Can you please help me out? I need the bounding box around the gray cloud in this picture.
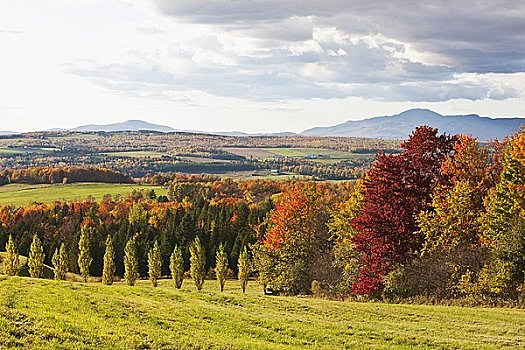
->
[155,0,525,73]
[154,0,350,23]
[66,1,525,102]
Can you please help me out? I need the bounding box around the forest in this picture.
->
[1,126,525,305]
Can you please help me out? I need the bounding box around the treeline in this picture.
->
[2,127,525,306]
[0,184,277,279]
[264,159,369,180]
[3,230,252,294]
[254,126,525,305]
[0,166,133,186]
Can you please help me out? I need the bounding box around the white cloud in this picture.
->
[0,0,523,132]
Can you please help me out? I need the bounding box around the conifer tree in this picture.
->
[238,246,251,294]
[28,234,45,278]
[169,245,184,289]
[148,240,162,287]
[102,235,116,285]
[190,236,205,290]
[215,243,228,292]
[52,243,68,280]
[78,226,92,282]
[3,235,19,276]
[124,236,139,286]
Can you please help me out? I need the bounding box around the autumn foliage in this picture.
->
[351,127,455,295]
[1,128,525,303]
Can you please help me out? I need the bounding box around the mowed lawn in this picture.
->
[0,277,523,349]
[0,183,167,207]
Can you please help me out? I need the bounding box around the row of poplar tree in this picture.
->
[2,231,252,293]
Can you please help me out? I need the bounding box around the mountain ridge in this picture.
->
[300,109,524,140]
[37,109,525,140]
[72,119,177,133]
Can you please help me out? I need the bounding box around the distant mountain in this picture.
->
[72,120,177,132]
[66,120,296,136]
[301,109,525,140]
[0,130,18,135]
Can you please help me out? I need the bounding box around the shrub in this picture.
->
[238,247,251,294]
[190,237,205,290]
[215,243,228,292]
[3,235,19,276]
[52,243,68,280]
[148,240,162,287]
[78,227,93,283]
[170,245,184,289]
[124,236,139,286]
[102,236,116,285]
[28,234,45,278]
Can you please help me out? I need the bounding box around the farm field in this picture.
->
[0,183,167,206]
[0,147,57,155]
[0,277,523,349]
[100,151,169,158]
[224,147,375,161]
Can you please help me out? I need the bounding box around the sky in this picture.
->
[0,0,524,133]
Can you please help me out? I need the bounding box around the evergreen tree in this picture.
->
[78,226,92,282]
[102,235,116,285]
[238,246,251,294]
[190,236,205,290]
[148,240,162,287]
[215,243,228,292]
[3,234,19,276]
[169,245,184,289]
[124,236,139,286]
[28,234,45,278]
[52,243,68,280]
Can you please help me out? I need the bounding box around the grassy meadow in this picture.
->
[0,147,57,155]
[0,183,167,207]
[223,147,375,162]
[0,276,523,349]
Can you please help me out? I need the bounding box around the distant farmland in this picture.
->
[224,147,375,161]
[0,183,167,206]
[99,151,169,158]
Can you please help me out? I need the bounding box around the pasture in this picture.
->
[0,183,167,207]
[224,147,375,162]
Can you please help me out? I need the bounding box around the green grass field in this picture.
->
[0,183,167,207]
[0,147,57,155]
[224,147,375,162]
[0,277,523,349]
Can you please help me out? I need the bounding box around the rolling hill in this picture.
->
[301,109,525,140]
[1,277,524,349]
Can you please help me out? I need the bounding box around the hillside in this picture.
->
[301,109,525,140]
[0,253,54,278]
[1,277,524,349]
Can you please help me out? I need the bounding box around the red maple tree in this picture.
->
[351,126,455,295]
